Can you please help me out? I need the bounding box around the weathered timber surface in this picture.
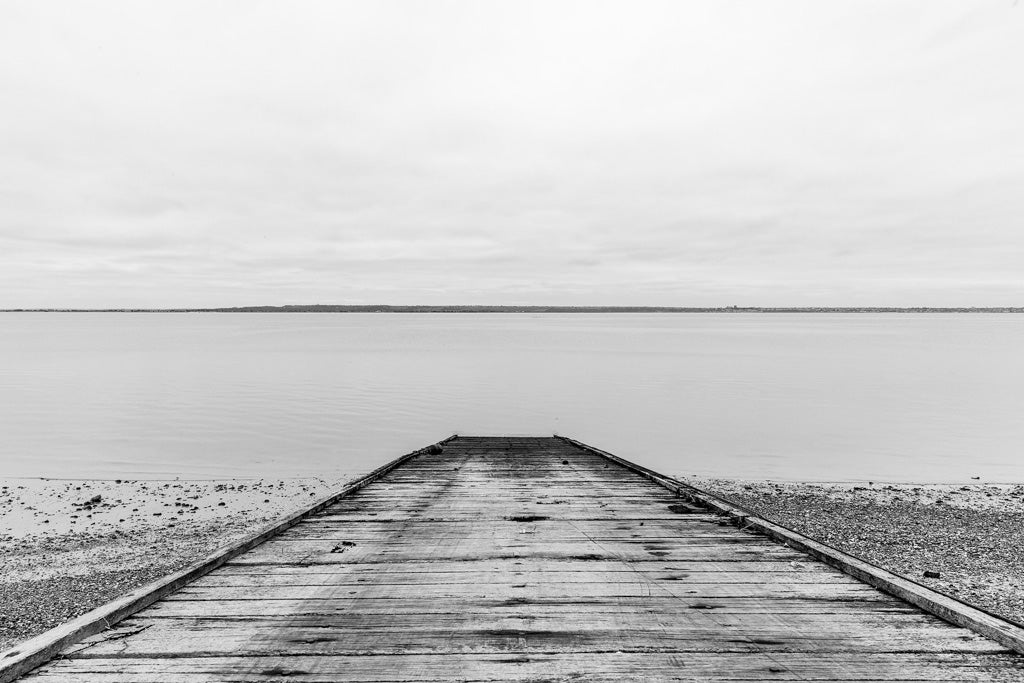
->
[12,436,1024,681]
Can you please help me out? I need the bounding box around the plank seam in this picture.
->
[0,434,459,683]
[556,435,1024,656]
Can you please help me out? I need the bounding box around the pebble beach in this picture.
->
[0,477,341,651]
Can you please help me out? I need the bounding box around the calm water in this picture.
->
[0,313,1021,482]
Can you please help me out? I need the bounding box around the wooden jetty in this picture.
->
[4,435,1024,681]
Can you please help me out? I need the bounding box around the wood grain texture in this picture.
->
[11,436,1024,681]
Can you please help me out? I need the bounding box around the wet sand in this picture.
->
[686,478,1024,627]
[0,477,342,650]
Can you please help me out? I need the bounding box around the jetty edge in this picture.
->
[0,435,458,683]
[557,435,1024,655]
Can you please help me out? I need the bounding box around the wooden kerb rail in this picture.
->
[557,435,1024,656]
[0,435,458,683]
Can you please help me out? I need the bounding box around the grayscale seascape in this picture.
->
[2,1,1023,679]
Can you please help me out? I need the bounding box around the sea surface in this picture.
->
[1,313,1021,482]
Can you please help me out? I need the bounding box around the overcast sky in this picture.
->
[1,1,1022,307]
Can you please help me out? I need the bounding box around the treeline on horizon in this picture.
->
[6,305,1024,313]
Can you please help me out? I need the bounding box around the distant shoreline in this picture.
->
[2,306,1023,313]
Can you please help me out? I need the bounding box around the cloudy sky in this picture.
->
[1,1,1022,308]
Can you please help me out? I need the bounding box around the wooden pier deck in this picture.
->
[9,436,1024,681]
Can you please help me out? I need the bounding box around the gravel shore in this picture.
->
[0,477,341,651]
[685,478,1024,627]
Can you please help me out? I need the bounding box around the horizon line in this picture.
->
[3,305,1024,313]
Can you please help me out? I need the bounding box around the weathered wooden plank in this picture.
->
[306,512,724,522]
[230,542,807,564]
[280,523,733,539]
[141,597,920,619]
[270,530,768,543]
[69,622,1007,657]
[21,674,1015,683]
[211,559,840,575]
[168,581,883,601]
[255,534,773,549]
[191,570,855,587]
[106,609,969,631]
[22,653,1024,681]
